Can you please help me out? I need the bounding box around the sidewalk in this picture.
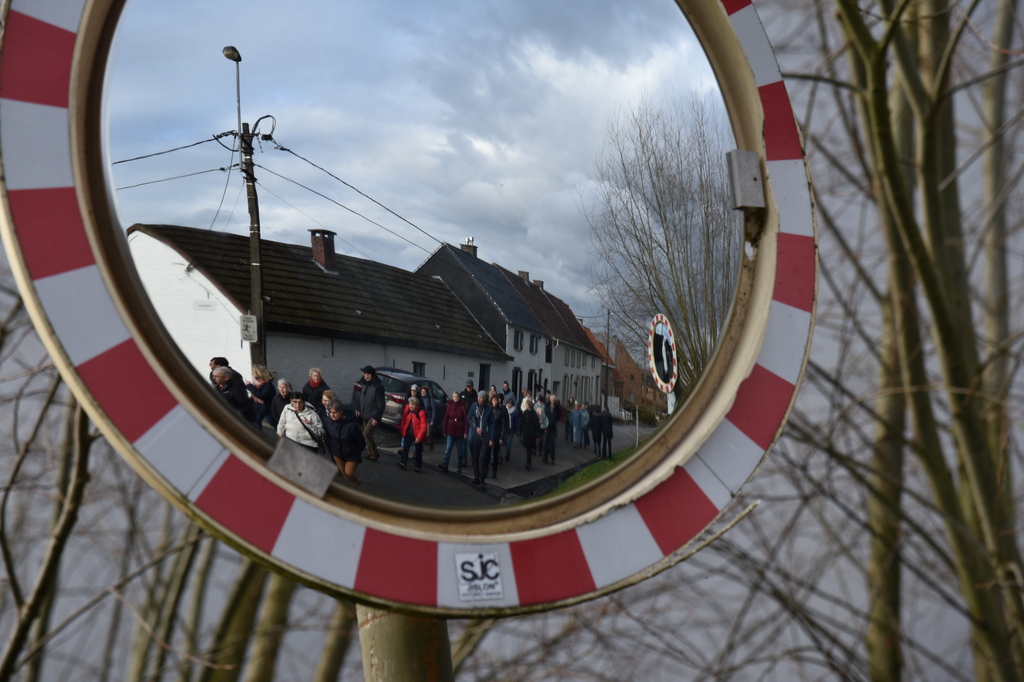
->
[340,419,659,508]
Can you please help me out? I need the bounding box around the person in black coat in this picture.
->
[246,364,276,430]
[323,400,365,486]
[353,366,386,460]
[590,404,604,458]
[467,393,489,485]
[270,379,292,428]
[600,407,614,459]
[213,367,256,424]
[459,380,478,407]
[484,394,509,480]
[209,357,244,386]
[302,368,330,405]
[519,399,541,470]
[544,394,561,464]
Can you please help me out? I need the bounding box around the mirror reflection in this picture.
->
[106,0,741,507]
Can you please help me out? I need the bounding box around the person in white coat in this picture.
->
[276,393,324,452]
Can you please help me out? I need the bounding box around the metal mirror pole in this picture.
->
[357,606,454,681]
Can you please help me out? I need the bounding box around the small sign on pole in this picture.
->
[239,314,258,343]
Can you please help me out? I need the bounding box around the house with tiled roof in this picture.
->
[416,240,551,395]
[127,225,508,394]
[496,265,603,406]
[583,326,618,412]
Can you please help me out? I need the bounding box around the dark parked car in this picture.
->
[352,368,448,434]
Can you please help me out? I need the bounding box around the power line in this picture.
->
[255,180,373,259]
[208,140,240,229]
[211,181,246,232]
[115,167,228,191]
[112,133,233,165]
[270,138,441,245]
[254,163,430,254]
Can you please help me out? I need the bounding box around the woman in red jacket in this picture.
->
[440,391,468,473]
[397,396,429,472]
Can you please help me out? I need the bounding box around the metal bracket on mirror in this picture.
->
[267,438,338,498]
[726,149,766,209]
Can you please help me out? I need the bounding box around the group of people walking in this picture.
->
[211,358,615,491]
[210,358,368,487]
[439,380,615,487]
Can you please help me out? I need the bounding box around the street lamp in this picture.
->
[222,46,242,143]
[222,45,267,368]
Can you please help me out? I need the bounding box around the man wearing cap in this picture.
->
[353,365,386,461]
[459,380,478,407]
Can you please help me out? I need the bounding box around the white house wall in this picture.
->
[265,332,493,399]
[127,231,252,379]
[128,231,522,397]
[554,343,602,405]
[504,324,550,396]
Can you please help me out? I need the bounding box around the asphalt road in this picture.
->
[336,419,658,508]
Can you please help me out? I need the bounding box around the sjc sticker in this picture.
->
[456,552,503,602]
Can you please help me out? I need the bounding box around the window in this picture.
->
[412,361,426,376]
[426,381,446,401]
[379,375,403,393]
[529,334,539,354]
[513,330,524,351]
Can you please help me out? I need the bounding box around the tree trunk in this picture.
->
[198,559,268,682]
[242,571,297,682]
[177,537,218,682]
[0,401,92,680]
[312,599,357,682]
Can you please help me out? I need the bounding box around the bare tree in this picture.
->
[587,93,742,399]
[453,0,1024,679]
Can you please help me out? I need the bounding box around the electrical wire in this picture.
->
[255,180,374,260]
[208,139,240,229]
[112,133,233,165]
[269,138,441,245]
[254,163,430,254]
[115,167,228,191]
[213,181,246,232]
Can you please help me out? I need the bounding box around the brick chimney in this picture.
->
[310,229,337,271]
[534,280,544,290]
[460,236,478,259]
[518,270,530,282]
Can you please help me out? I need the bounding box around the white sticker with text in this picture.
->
[456,552,503,602]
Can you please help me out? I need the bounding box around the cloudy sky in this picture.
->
[105,0,723,316]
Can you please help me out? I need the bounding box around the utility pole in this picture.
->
[240,120,266,367]
[223,46,266,368]
[604,308,611,409]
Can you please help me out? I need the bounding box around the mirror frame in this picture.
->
[0,0,816,615]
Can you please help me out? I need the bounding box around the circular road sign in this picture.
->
[649,314,678,394]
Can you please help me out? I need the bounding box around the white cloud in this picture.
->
[107,0,730,316]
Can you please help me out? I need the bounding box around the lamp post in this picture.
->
[222,46,266,367]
